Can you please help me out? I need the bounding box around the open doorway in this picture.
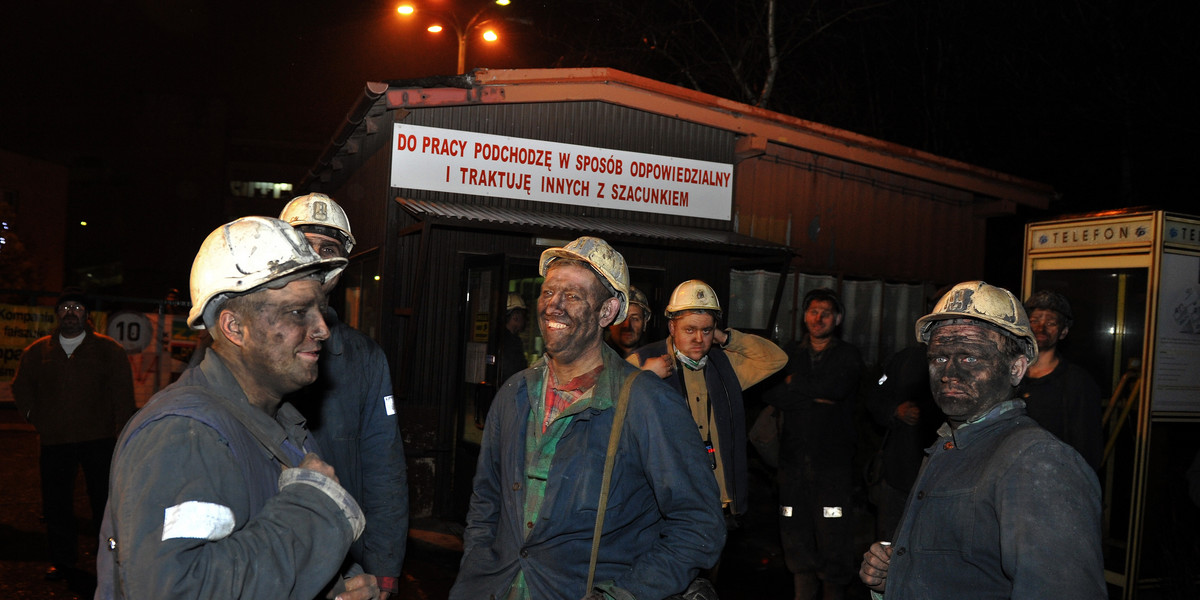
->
[451,254,540,519]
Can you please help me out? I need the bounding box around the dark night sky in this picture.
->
[5,1,468,154]
[2,1,1196,298]
[4,1,552,155]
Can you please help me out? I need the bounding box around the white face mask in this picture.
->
[675,349,708,371]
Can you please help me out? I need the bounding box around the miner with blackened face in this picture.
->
[859,281,1105,599]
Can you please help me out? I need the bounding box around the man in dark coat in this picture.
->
[12,288,135,583]
[766,288,864,600]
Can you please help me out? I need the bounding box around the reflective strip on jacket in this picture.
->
[96,351,363,599]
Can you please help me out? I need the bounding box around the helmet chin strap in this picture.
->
[675,349,708,371]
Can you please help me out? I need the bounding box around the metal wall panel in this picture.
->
[735,142,985,284]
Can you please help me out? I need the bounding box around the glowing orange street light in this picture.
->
[397,1,508,75]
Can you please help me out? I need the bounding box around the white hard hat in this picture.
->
[627,286,652,324]
[539,236,630,324]
[280,193,356,254]
[187,217,348,329]
[665,280,721,319]
[916,280,1038,363]
[507,292,527,312]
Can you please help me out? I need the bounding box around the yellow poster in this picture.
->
[474,312,490,342]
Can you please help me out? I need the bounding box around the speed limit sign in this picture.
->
[107,311,153,353]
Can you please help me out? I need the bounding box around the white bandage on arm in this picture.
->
[162,501,236,541]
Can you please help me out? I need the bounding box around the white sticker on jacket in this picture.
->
[384,395,396,416]
[780,505,793,517]
[823,506,843,518]
[162,501,235,541]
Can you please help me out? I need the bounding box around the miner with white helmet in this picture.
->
[279,192,409,599]
[860,281,1104,599]
[452,236,725,600]
[605,285,652,358]
[280,191,357,255]
[630,279,786,533]
[484,291,531,427]
[498,292,530,383]
[97,216,382,599]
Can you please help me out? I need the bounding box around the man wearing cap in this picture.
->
[765,287,864,600]
[278,193,409,598]
[1017,290,1103,471]
[859,281,1105,599]
[605,286,652,358]
[499,291,531,384]
[451,237,725,600]
[96,217,379,600]
[629,280,787,526]
[12,288,135,583]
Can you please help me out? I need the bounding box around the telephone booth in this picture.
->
[1023,210,1200,599]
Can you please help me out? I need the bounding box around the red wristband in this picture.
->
[377,576,399,594]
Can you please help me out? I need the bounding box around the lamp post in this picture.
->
[398,0,510,75]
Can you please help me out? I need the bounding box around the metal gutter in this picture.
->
[300,81,390,188]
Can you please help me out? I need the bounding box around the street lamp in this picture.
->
[397,1,510,75]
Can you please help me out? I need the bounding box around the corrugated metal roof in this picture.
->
[397,198,794,256]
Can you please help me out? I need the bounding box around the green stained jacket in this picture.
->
[452,344,726,600]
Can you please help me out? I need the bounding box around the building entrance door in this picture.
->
[451,254,539,520]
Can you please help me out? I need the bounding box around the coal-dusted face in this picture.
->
[926,321,1027,426]
[233,278,330,398]
[1028,308,1068,352]
[301,232,344,296]
[537,262,614,366]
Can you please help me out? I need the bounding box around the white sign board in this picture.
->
[1028,215,1155,251]
[1151,252,1200,412]
[107,311,153,353]
[1164,217,1200,251]
[390,123,734,221]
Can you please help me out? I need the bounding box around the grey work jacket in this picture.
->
[885,402,1105,599]
[96,352,364,600]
